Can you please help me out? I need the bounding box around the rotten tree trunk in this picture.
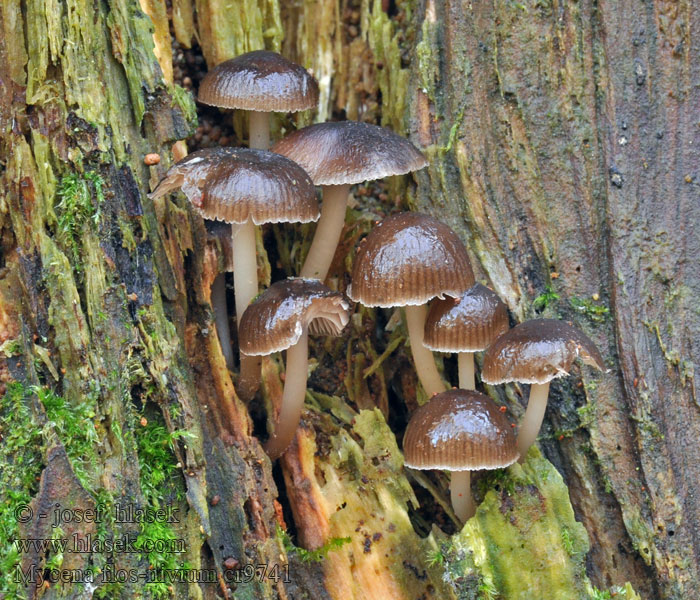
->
[0,1,697,600]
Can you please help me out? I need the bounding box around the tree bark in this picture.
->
[0,1,696,600]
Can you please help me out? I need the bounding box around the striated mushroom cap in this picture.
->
[424,283,510,352]
[271,121,427,186]
[482,319,606,385]
[149,147,319,225]
[403,389,518,471]
[239,278,350,356]
[347,212,474,308]
[198,50,319,112]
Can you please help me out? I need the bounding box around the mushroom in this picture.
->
[150,147,318,395]
[424,283,509,390]
[482,319,606,460]
[238,278,350,459]
[198,50,319,150]
[403,389,518,522]
[348,212,474,399]
[271,121,427,280]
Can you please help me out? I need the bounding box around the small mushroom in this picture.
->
[150,147,318,396]
[272,121,427,281]
[424,283,509,390]
[403,389,518,522]
[239,278,350,459]
[482,319,606,460]
[348,212,474,398]
[198,50,319,150]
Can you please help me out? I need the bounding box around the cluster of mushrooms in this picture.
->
[151,50,606,523]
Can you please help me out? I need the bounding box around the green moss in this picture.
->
[37,384,100,490]
[133,409,192,598]
[560,526,576,556]
[570,296,610,324]
[576,402,597,428]
[0,383,45,599]
[0,339,22,357]
[533,284,560,312]
[588,582,641,600]
[276,525,351,563]
[55,171,104,274]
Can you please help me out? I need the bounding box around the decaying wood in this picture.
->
[0,1,696,599]
[401,2,699,598]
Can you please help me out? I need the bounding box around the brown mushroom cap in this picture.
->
[347,212,474,307]
[481,319,606,385]
[424,283,510,352]
[198,50,319,112]
[239,278,350,355]
[403,389,518,471]
[149,147,319,225]
[271,121,427,186]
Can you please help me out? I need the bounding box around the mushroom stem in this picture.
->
[404,304,447,399]
[232,220,261,399]
[300,184,351,280]
[458,352,476,390]
[516,381,551,461]
[249,111,270,150]
[211,273,234,370]
[265,331,309,459]
[450,471,474,522]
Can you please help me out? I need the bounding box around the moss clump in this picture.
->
[570,296,610,324]
[132,408,192,599]
[0,339,22,358]
[0,383,45,599]
[54,171,104,273]
[38,384,100,489]
[533,284,560,312]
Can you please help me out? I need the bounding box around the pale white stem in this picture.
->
[450,470,474,522]
[458,352,475,390]
[232,220,258,327]
[517,381,551,461]
[265,331,309,459]
[232,220,260,399]
[404,304,447,400]
[211,273,234,370]
[249,111,270,150]
[300,184,351,280]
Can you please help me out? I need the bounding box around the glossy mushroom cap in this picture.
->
[271,121,427,186]
[198,50,319,112]
[239,279,350,355]
[149,147,319,225]
[403,389,518,471]
[482,319,606,385]
[424,283,510,352]
[347,212,474,307]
